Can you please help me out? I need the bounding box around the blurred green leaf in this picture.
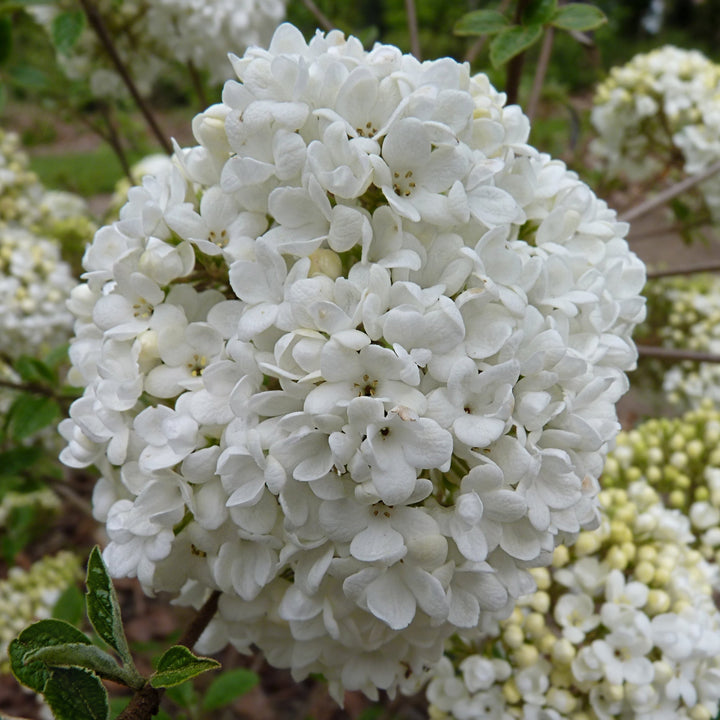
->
[7,394,60,440]
[150,646,220,689]
[550,3,607,31]
[523,0,557,25]
[51,10,84,55]
[85,547,135,669]
[9,619,92,693]
[53,584,85,626]
[0,447,42,479]
[7,64,48,89]
[454,9,508,36]
[43,666,109,720]
[15,356,57,385]
[489,23,542,67]
[202,668,259,710]
[2,505,37,563]
[165,679,197,708]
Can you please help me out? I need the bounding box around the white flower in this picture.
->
[62,23,645,700]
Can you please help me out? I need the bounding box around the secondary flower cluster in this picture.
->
[61,24,645,699]
[0,129,45,227]
[0,551,81,672]
[30,0,287,99]
[427,481,720,720]
[604,401,720,569]
[639,274,720,409]
[592,46,720,214]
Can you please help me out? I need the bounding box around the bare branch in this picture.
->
[646,261,720,280]
[619,158,720,223]
[504,0,531,105]
[404,0,421,60]
[526,27,554,122]
[637,346,720,364]
[77,0,172,155]
[302,0,334,32]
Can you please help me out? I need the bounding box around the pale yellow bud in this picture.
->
[634,560,655,584]
[552,638,576,664]
[503,678,521,704]
[308,248,343,279]
[503,624,525,649]
[607,546,628,570]
[514,644,539,668]
[689,704,712,720]
[645,589,670,614]
[524,612,545,638]
[553,545,570,567]
[607,684,624,702]
[530,591,550,614]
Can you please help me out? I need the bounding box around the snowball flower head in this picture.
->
[61,24,645,701]
[0,225,77,357]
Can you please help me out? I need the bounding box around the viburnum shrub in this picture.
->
[59,24,646,700]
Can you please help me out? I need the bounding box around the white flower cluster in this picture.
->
[0,225,77,358]
[0,551,82,672]
[60,24,645,699]
[604,401,720,569]
[427,481,720,720]
[640,274,720,408]
[591,46,720,185]
[0,129,45,228]
[30,0,287,99]
[109,153,178,220]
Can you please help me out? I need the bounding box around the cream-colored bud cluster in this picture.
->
[604,401,720,565]
[591,46,720,183]
[0,488,61,528]
[0,552,82,672]
[638,274,720,409]
[428,479,720,719]
[0,129,45,229]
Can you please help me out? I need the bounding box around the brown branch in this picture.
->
[646,261,720,280]
[302,0,334,32]
[116,590,222,720]
[98,103,134,182]
[0,377,77,411]
[637,346,720,363]
[526,26,554,122]
[77,0,172,155]
[504,0,531,105]
[404,0,421,60]
[619,158,720,223]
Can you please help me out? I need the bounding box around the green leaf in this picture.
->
[85,547,135,668]
[150,646,220,689]
[25,643,140,689]
[202,668,259,710]
[489,23,543,67]
[43,666,109,720]
[550,3,607,31]
[15,356,57,385]
[0,16,11,65]
[9,619,92,693]
[0,447,42,479]
[454,9,509,36]
[165,680,197,709]
[52,584,84,626]
[2,505,37,564]
[523,0,557,25]
[7,394,60,441]
[51,10,85,55]
[7,64,49,89]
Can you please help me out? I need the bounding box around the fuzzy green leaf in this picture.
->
[550,3,607,31]
[26,643,140,689]
[85,546,134,666]
[51,10,85,55]
[202,668,259,710]
[9,619,92,693]
[0,16,12,65]
[489,23,543,67]
[43,666,109,720]
[7,394,60,441]
[454,9,509,36]
[150,646,220,689]
[523,0,557,25]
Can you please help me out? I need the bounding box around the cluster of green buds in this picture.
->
[0,551,82,672]
[427,480,720,719]
[604,400,720,565]
[637,274,720,409]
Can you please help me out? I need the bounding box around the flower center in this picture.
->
[393,169,416,197]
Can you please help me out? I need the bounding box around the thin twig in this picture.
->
[54,483,94,517]
[619,158,720,222]
[504,0,531,105]
[0,377,77,410]
[646,261,720,280]
[526,26,554,122]
[116,590,222,720]
[302,0,334,32]
[98,103,134,182]
[404,0,421,60]
[637,346,720,363]
[186,60,208,111]
[77,0,172,155]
